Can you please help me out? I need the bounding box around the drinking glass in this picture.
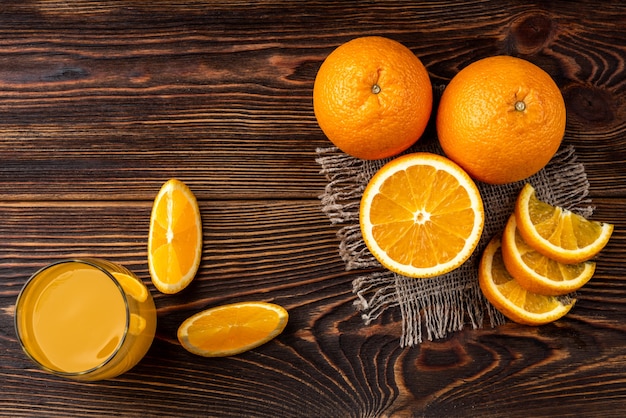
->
[15,258,157,381]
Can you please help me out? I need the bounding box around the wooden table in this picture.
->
[2,2,625,416]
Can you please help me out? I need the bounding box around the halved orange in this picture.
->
[359,152,484,278]
[148,179,202,294]
[501,215,596,296]
[177,302,289,357]
[515,183,613,264]
[479,236,575,326]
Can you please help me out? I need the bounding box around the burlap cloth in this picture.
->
[316,137,592,347]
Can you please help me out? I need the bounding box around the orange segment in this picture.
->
[360,152,484,278]
[479,236,575,326]
[501,215,595,295]
[148,179,202,294]
[177,302,289,357]
[515,183,613,264]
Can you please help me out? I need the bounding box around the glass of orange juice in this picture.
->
[15,258,157,381]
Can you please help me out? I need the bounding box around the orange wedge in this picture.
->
[177,302,289,357]
[515,183,613,264]
[359,152,484,278]
[148,179,202,294]
[501,215,595,296]
[479,236,575,326]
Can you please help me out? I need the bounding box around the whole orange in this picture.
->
[436,56,566,184]
[313,36,432,160]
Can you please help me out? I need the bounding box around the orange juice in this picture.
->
[15,259,157,381]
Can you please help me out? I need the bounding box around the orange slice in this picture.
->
[479,236,575,326]
[177,302,289,357]
[359,152,484,278]
[515,183,613,264]
[501,215,596,296]
[148,179,202,294]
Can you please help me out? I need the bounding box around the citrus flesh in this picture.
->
[177,302,289,357]
[515,183,613,264]
[148,179,202,294]
[501,215,596,296]
[360,152,484,278]
[313,36,432,160]
[479,236,575,326]
[437,55,566,184]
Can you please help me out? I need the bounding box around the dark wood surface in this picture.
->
[2,1,626,416]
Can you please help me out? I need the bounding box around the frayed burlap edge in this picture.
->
[316,141,592,347]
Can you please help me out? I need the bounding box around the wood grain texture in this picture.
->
[1,1,626,200]
[2,1,626,417]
